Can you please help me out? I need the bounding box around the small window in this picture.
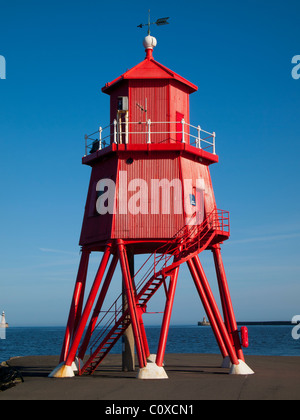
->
[117,96,128,111]
[189,194,196,206]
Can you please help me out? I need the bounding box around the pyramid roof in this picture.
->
[102,56,198,94]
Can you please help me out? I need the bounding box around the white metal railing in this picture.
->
[84,119,216,156]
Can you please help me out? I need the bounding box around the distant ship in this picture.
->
[0,311,9,328]
[198,316,210,326]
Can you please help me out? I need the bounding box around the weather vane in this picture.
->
[137,10,170,35]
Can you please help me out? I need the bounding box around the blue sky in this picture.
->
[0,0,300,327]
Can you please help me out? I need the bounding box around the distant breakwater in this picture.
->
[236,321,292,326]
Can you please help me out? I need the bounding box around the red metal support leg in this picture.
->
[118,241,147,369]
[212,244,244,362]
[156,265,180,367]
[137,306,150,360]
[213,257,232,342]
[73,253,90,337]
[64,244,112,367]
[78,253,119,360]
[191,255,240,366]
[187,258,228,359]
[59,248,90,363]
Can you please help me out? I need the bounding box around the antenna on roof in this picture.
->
[137,10,170,35]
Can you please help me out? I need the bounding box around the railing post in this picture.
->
[181,119,185,143]
[213,131,216,154]
[99,126,102,150]
[125,112,129,144]
[147,119,151,144]
[113,119,117,144]
[197,125,201,149]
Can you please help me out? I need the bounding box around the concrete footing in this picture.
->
[137,363,168,379]
[230,359,255,375]
[48,363,75,378]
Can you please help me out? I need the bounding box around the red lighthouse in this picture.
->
[50,30,254,378]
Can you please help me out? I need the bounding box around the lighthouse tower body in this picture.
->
[50,36,253,379]
[80,46,219,251]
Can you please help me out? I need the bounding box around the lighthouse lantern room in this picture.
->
[50,26,254,379]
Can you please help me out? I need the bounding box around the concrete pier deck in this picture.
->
[0,353,299,400]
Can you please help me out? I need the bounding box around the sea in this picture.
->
[0,324,299,363]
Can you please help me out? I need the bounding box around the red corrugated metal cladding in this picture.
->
[79,153,217,246]
[113,153,184,239]
[79,156,118,246]
[180,156,217,218]
[129,80,168,144]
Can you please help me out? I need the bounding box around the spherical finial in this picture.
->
[143,35,157,50]
[143,35,157,59]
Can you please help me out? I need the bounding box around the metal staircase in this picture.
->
[78,208,229,375]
